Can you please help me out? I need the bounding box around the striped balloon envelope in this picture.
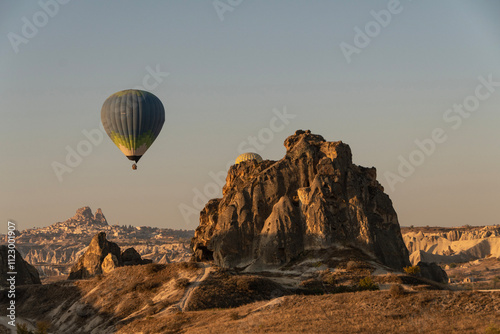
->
[101,89,165,168]
[235,152,263,164]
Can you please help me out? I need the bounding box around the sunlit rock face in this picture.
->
[68,232,122,279]
[191,130,410,271]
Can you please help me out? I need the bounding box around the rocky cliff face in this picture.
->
[0,246,41,286]
[68,232,151,279]
[403,226,500,265]
[191,130,410,271]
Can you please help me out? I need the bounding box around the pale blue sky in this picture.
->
[1,1,499,230]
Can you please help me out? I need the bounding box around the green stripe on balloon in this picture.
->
[110,131,156,150]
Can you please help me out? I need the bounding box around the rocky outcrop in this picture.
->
[191,130,410,271]
[403,226,500,265]
[121,248,152,266]
[417,261,448,284]
[68,233,151,279]
[68,232,122,279]
[0,246,41,286]
[101,253,120,275]
[70,206,108,227]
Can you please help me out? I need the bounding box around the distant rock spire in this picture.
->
[65,207,108,227]
[75,206,93,220]
[95,208,108,226]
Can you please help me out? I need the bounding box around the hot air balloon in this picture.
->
[235,152,263,164]
[101,89,165,170]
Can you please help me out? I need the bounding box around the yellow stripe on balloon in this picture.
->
[235,153,263,164]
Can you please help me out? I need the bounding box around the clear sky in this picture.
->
[1,0,499,231]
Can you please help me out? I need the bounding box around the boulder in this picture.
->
[191,130,411,271]
[101,253,119,275]
[0,245,41,286]
[121,247,152,266]
[417,261,448,284]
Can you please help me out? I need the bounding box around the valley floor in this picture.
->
[119,290,500,334]
[2,262,499,333]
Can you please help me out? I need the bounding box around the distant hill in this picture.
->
[0,207,194,280]
[401,225,500,265]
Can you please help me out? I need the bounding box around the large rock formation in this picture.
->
[0,246,41,286]
[191,130,411,271]
[68,232,122,279]
[68,232,150,279]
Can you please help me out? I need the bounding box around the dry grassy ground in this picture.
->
[0,262,202,333]
[118,290,500,334]
[2,262,499,333]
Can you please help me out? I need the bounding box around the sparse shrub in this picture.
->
[229,311,240,320]
[34,321,50,334]
[410,225,414,229]
[449,263,457,269]
[16,323,32,334]
[403,266,421,276]
[389,284,405,298]
[484,323,500,334]
[358,276,379,291]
